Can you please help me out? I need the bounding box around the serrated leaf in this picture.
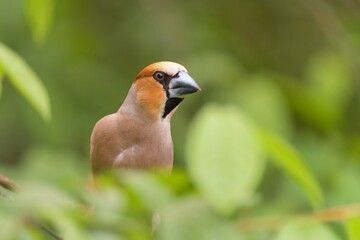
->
[24,0,54,44]
[186,104,266,215]
[259,130,323,207]
[0,42,51,121]
[276,221,340,240]
[346,218,360,240]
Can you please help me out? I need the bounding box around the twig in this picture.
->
[0,175,19,191]
[237,203,360,232]
[24,217,64,240]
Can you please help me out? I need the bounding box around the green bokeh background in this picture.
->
[1,0,360,239]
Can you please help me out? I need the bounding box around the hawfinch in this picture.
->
[90,61,201,175]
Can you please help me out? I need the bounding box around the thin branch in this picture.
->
[0,175,19,191]
[24,217,64,240]
[237,203,360,232]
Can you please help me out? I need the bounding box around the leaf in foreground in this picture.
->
[276,221,340,240]
[0,42,51,121]
[159,197,240,240]
[186,104,265,215]
[346,217,360,240]
[259,130,323,207]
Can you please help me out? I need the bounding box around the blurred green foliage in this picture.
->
[1,0,360,239]
[346,218,360,240]
[24,0,54,44]
[0,42,50,121]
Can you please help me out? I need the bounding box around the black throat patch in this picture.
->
[162,98,184,119]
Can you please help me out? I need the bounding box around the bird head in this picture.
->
[133,61,201,119]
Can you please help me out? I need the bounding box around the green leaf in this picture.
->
[186,104,266,215]
[120,172,174,209]
[346,218,360,240]
[24,0,54,44]
[16,183,87,240]
[44,208,87,240]
[276,221,340,240]
[0,42,51,121]
[159,197,240,240]
[259,130,323,207]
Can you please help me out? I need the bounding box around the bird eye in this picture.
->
[153,71,165,81]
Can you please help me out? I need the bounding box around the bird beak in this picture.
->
[168,71,201,98]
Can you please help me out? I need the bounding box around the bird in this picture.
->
[90,61,201,176]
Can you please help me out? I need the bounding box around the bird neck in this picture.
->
[119,84,167,122]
